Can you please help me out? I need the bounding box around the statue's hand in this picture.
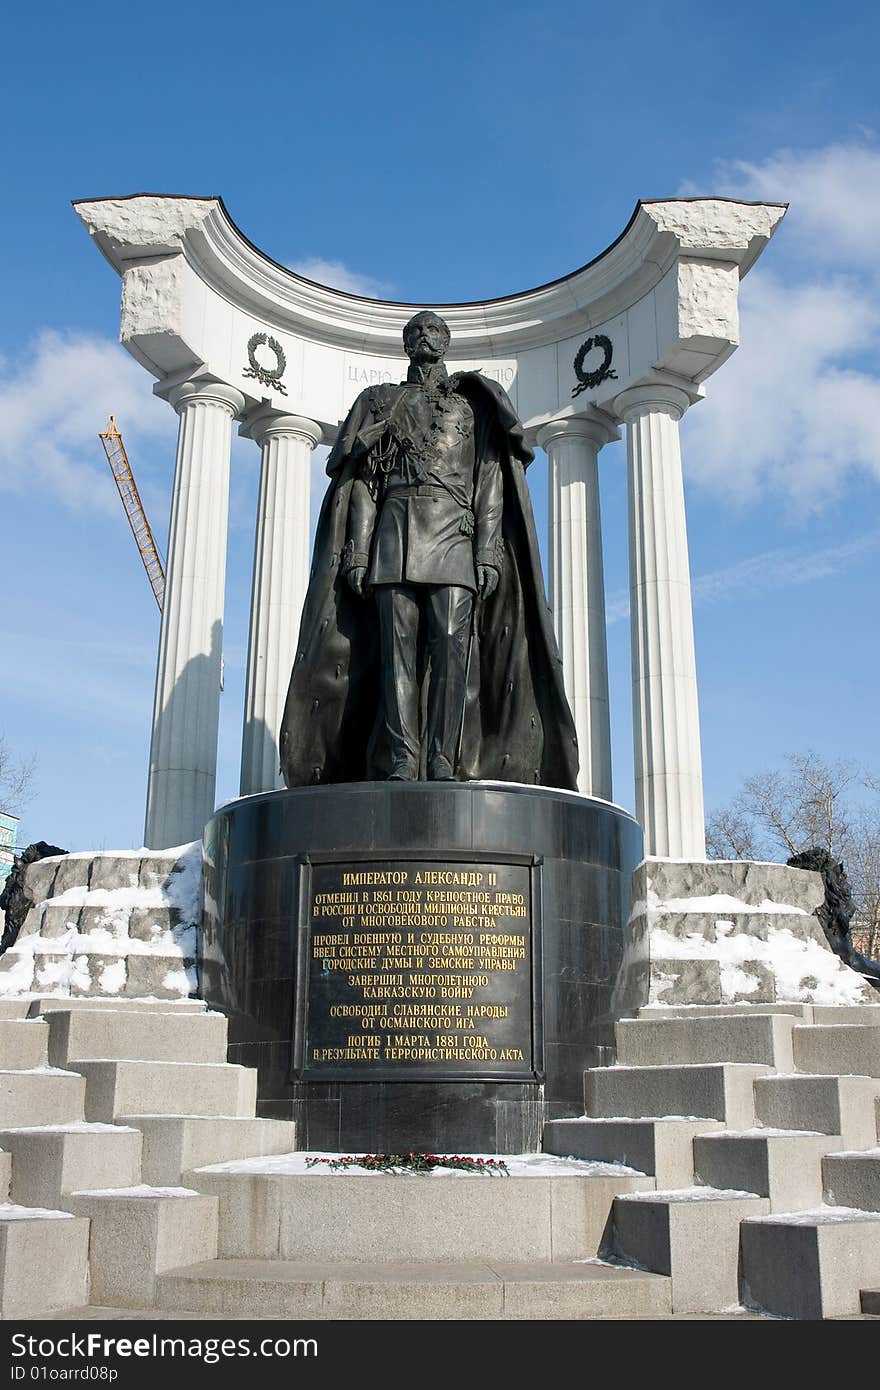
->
[346,566,368,597]
[477,565,499,600]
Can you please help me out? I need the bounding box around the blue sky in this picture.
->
[2,0,879,850]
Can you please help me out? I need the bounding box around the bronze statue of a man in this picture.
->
[280,311,578,791]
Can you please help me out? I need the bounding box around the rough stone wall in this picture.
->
[0,845,200,1000]
[620,858,874,1010]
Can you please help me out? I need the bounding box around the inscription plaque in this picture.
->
[299,858,539,1081]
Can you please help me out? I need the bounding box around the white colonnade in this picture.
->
[239,412,322,797]
[617,384,706,860]
[75,193,785,857]
[540,412,617,802]
[145,381,244,849]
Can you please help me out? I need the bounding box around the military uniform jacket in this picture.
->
[279,369,579,792]
[343,365,504,592]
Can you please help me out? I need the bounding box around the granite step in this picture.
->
[754,1073,880,1149]
[542,1117,722,1188]
[602,1188,769,1314]
[0,1205,90,1318]
[793,1025,880,1078]
[118,1115,296,1186]
[0,1069,85,1127]
[0,1019,49,1070]
[65,1188,219,1309]
[616,1014,795,1070]
[584,1063,770,1127]
[740,1207,880,1319]
[187,1166,655,1262]
[822,1151,880,1211]
[155,1257,673,1320]
[46,1007,228,1067]
[693,1130,839,1211]
[0,1123,143,1207]
[70,1060,257,1122]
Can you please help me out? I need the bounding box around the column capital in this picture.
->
[613,381,698,425]
[167,379,246,418]
[536,408,620,453]
[240,409,323,449]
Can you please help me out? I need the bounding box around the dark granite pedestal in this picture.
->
[201,781,643,1153]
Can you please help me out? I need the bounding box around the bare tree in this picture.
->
[0,736,36,817]
[707,751,880,955]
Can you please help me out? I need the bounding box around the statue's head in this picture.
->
[403,311,451,365]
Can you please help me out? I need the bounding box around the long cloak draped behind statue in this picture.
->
[279,374,579,791]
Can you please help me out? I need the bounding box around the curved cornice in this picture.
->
[73,193,787,358]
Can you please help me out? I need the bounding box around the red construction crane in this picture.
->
[99,416,166,612]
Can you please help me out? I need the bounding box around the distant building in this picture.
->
[0,812,18,890]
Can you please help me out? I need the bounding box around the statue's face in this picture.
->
[403,312,450,365]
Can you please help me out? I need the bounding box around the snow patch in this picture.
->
[650,925,869,1006]
[194,1151,645,1178]
[0,1203,75,1221]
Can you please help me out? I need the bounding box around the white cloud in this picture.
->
[287,257,394,299]
[680,142,880,508]
[0,331,174,515]
[683,271,880,506]
[713,143,880,269]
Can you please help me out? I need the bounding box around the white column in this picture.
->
[539,412,617,800]
[145,380,244,849]
[240,411,322,795]
[617,384,706,859]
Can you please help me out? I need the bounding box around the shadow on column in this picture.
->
[240,714,282,796]
[148,619,224,847]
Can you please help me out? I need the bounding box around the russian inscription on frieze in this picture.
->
[303,859,535,1079]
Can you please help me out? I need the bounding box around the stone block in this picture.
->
[75,1059,257,1122]
[0,1003,29,1020]
[725,960,777,1003]
[616,1014,795,1070]
[650,959,722,1005]
[0,1070,85,1127]
[138,857,182,891]
[754,1074,880,1150]
[740,1210,880,1319]
[0,1151,10,1199]
[646,859,824,913]
[128,907,179,941]
[584,1063,769,1127]
[793,1025,880,1079]
[642,1002,813,1020]
[50,858,93,896]
[23,859,62,904]
[124,953,196,999]
[66,1189,218,1307]
[77,905,129,939]
[30,950,127,999]
[18,905,45,939]
[122,1115,295,1185]
[604,1189,769,1313]
[811,1006,880,1027]
[188,1170,653,1263]
[89,857,142,892]
[40,905,82,937]
[47,1007,228,1067]
[0,1019,48,1070]
[822,1152,880,1211]
[0,1210,90,1318]
[0,950,34,994]
[543,1116,723,1187]
[1,1124,143,1206]
[155,1256,673,1320]
[30,997,206,1016]
[694,1131,838,1211]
